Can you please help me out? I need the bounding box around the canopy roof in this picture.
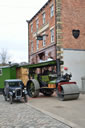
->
[19,60,63,69]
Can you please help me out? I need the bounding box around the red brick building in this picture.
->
[27,0,85,89]
[27,0,56,64]
[27,0,85,64]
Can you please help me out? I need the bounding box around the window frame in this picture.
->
[36,19,39,30]
[36,40,39,50]
[42,36,46,47]
[31,24,33,33]
[50,4,54,17]
[42,12,45,24]
[50,28,54,43]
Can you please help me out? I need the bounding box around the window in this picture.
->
[36,19,39,30]
[50,28,54,43]
[42,13,45,24]
[50,5,54,17]
[43,36,46,46]
[0,69,2,76]
[31,41,33,53]
[36,40,39,50]
[31,24,33,33]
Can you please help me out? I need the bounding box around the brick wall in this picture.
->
[62,0,85,49]
[29,0,56,63]
[28,0,85,64]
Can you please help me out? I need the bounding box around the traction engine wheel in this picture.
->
[27,79,40,98]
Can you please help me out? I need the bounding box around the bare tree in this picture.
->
[0,49,10,65]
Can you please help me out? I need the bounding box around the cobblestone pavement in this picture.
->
[0,95,71,128]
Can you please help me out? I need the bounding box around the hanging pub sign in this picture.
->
[37,35,43,40]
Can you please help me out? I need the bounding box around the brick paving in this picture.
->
[0,95,71,128]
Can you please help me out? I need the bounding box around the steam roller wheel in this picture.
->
[27,79,40,98]
[57,83,80,101]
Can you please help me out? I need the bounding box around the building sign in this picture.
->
[37,35,43,40]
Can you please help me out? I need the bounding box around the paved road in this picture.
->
[0,95,71,128]
[28,93,85,128]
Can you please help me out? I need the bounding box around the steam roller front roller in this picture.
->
[57,82,80,101]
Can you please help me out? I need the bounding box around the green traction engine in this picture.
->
[26,59,80,101]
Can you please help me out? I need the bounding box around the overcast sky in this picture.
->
[0,0,48,63]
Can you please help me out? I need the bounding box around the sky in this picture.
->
[0,0,48,63]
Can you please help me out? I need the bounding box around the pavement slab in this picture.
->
[0,95,71,128]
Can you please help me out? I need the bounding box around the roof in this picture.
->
[0,63,19,69]
[5,79,22,82]
[0,66,10,69]
[29,60,57,68]
[20,60,57,69]
[18,59,64,69]
[27,0,51,23]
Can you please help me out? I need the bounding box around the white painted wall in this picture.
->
[63,50,85,90]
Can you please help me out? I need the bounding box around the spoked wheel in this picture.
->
[9,95,13,104]
[24,94,28,102]
[27,79,40,98]
[28,82,35,97]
